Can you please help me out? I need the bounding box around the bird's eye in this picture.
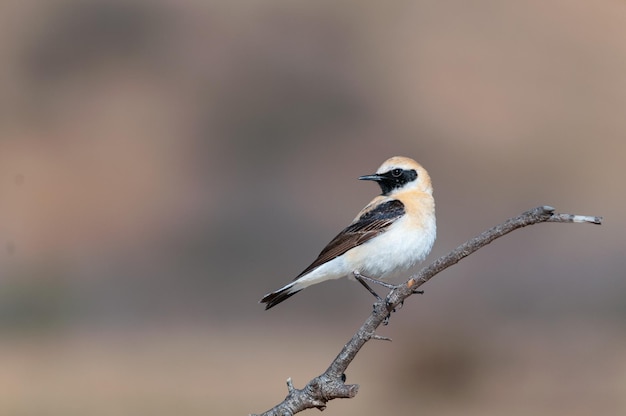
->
[391,168,403,177]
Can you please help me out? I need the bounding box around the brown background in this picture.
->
[0,0,624,414]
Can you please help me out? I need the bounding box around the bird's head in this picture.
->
[359,156,432,196]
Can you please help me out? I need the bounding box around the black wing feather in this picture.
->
[296,199,405,278]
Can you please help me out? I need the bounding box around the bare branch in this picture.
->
[252,206,602,416]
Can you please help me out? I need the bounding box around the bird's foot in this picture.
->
[392,300,404,311]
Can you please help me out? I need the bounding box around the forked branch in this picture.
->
[252,206,602,416]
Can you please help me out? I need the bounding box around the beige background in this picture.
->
[0,0,624,414]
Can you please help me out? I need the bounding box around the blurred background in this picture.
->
[0,0,624,414]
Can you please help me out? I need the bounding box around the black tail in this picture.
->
[260,285,302,310]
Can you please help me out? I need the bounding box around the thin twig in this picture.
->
[252,206,602,416]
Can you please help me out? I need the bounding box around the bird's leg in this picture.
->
[353,272,382,301]
[353,272,396,289]
[354,272,396,325]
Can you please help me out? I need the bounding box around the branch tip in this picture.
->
[286,377,295,392]
[547,213,603,225]
[572,214,602,224]
[371,334,392,342]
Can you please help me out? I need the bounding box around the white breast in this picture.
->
[345,212,436,280]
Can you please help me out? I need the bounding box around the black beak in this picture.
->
[358,174,383,181]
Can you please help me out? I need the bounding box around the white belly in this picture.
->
[290,212,436,291]
[345,214,436,280]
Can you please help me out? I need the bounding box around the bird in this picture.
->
[260,156,436,310]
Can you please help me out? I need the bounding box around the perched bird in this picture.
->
[260,156,436,310]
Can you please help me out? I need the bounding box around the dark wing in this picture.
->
[296,199,405,278]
